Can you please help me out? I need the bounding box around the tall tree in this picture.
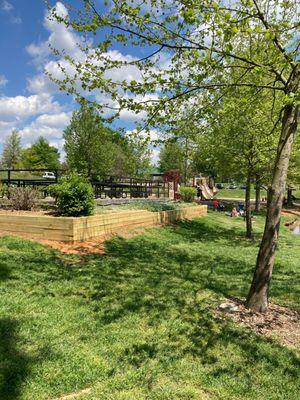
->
[64,105,117,178]
[49,1,300,312]
[125,134,152,177]
[159,142,185,176]
[21,137,60,170]
[64,106,151,178]
[1,130,22,169]
[203,86,279,237]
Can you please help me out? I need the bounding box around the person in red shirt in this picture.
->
[213,198,219,211]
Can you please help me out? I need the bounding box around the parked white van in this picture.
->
[42,172,56,180]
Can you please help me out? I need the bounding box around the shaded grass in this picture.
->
[0,212,299,399]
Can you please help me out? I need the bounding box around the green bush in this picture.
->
[179,186,197,202]
[0,183,9,198]
[50,174,95,217]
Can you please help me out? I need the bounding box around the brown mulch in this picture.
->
[41,227,148,254]
[216,298,300,349]
[0,227,149,254]
[52,388,92,400]
[282,206,300,218]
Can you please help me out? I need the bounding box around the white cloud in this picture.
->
[1,1,13,12]
[0,120,17,142]
[0,74,8,88]
[0,94,61,122]
[126,128,159,144]
[26,1,82,65]
[26,2,144,99]
[19,111,71,150]
[34,112,71,128]
[151,147,160,165]
[27,73,58,95]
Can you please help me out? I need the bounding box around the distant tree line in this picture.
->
[64,105,152,179]
[0,131,60,170]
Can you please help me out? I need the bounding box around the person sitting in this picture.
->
[213,198,219,211]
[217,201,225,212]
[237,201,244,212]
[231,207,238,217]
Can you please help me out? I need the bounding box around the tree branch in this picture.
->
[252,0,296,68]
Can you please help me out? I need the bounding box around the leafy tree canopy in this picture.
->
[64,105,151,178]
[21,137,61,170]
[1,130,22,169]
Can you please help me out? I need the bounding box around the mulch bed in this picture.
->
[0,227,148,254]
[216,298,300,349]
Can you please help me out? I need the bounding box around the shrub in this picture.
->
[144,201,176,212]
[0,183,9,198]
[50,173,95,217]
[9,187,40,211]
[179,186,197,202]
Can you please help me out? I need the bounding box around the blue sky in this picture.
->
[0,0,159,161]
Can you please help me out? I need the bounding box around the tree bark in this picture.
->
[255,174,261,212]
[245,171,253,238]
[287,187,293,207]
[245,100,299,312]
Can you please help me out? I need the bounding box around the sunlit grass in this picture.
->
[0,212,299,399]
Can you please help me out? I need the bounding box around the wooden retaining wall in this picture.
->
[0,205,207,243]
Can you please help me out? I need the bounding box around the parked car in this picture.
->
[227,184,237,189]
[42,172,56,180]
[216,183,224,189]
[240,184,247,189]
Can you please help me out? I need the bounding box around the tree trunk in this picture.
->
[255,174,261,212]
[245,101,299,312]
[183,137,188,185]
[287,187,293,207]
[245,172,252,238]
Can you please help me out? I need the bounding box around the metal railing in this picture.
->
[0,170,169,199]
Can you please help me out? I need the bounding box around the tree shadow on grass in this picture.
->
[0,219,299,398]
[0,318,49,400]
[0,261,11,281]
[171,218,262,246]
[77,217,298,327]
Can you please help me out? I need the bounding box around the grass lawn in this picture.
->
[217,188,300,200]
[217,188,268,200]
[0,213,299,400]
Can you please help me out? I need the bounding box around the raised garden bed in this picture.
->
[0,205,207,243]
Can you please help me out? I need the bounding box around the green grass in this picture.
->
[217,188,300,200]
[0,213,299,399]
[217,188,268,199]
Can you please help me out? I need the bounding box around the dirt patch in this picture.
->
[40,227,149,254]
[216,298,300,349]
[282,207,300,218]
[0,227,149,254]
[52,387,92,400]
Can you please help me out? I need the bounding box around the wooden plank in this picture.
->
[0,205,207,242]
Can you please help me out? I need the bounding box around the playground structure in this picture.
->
[0,168,220,201]
[0,169,176,200]
[191,176,218,200]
